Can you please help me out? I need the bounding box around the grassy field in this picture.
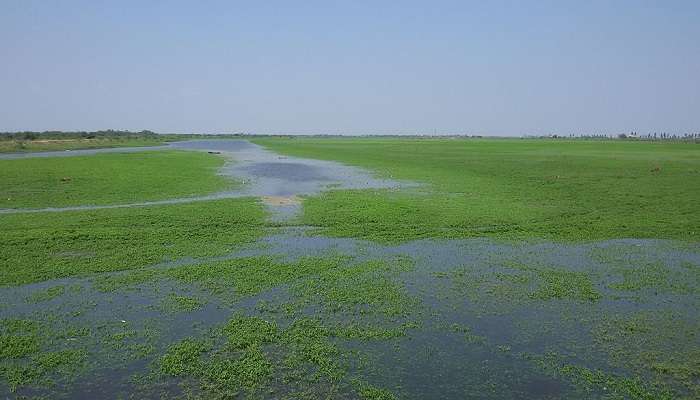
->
[0,198,266,286]
[0,137,168,153]
[252,137,700,242]
[0,138,698,399]
[0,150,231,208]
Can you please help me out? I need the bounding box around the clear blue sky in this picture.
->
[1,1,698,136]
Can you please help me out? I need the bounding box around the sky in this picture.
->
[1,1,699,136]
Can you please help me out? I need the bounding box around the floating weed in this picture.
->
[167,256,348,299]
[330,323,408,340]
[202,347,273,395]
[505,262,601,302]
[160,294,206,313]
[159,338,210,376]
[0,319,40,359]
[91,268,160,293]
[222,315,278,350]
[159,317,278,397]
[592,311,700,397]
[291,258,418,317]
[25,285,65,303]
[528,351,675,400]
[2,349,87,392]
[449,323,487,344]
[609,261,697,294]
[280,318,344,382]
[0,318,87,392]
[352,379,398,400]
[440,260,600,314]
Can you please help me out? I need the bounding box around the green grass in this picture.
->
[0,150,231,208]
[251,137,700,242]
[0,198,266,286]
[0,137,168,153]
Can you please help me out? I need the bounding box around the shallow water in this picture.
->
[2,229,697,399]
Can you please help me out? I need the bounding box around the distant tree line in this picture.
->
[524,131,700,141]
[0,130,162,141]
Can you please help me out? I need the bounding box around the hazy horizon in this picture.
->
[2,1,699,136]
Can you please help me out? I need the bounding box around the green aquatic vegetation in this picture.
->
[202,347,273,395]
[680,261,698,271]
[166,256,339,298]
[25,285,66,303]
[222,315,278,350]
[109,329,138,342]
[167,256,351,301]
[0,332,39,360]
[0,319,40,359]
[609,261,698,294]
[507,263,600,301]
[533,271,599,301]
[0,150,231,209]
[253,137,700,242]
[0,319,88,392]
[159,317,277,396]
[436,266,528,312]
[291,258,417,317]
[529,351,675,400]
[560,364,673,400]
[158,312,401,398]
[330,323,409,340]
[440,262,600,312]
[593,312,700,398]
[280,318,344,382]
[92,269,160,292]
[1,197,266,286]
[353,379,398,400]
[449,323,487,344]
[166,255,416,314]
[86,321,161,365]
[154,258,418,396]
[2,350,87,392]
[56,326,91,340]
[159,316,369,396]
[160,294,206,313]
[160,338,211,376]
